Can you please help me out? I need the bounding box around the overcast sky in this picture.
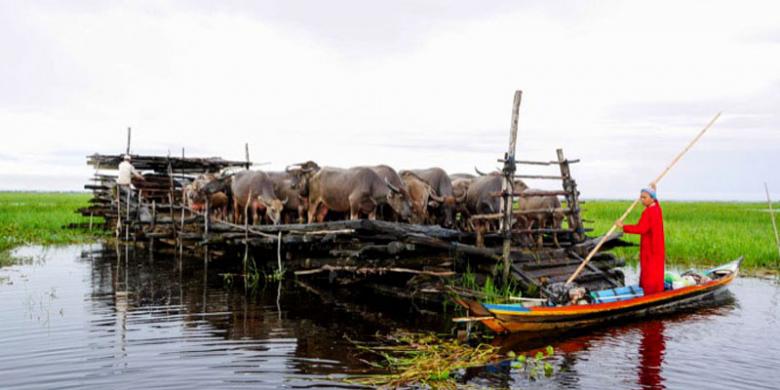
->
[1,0,779,200]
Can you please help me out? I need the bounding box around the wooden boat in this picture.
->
[454,257,742,333]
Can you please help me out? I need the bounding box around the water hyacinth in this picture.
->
[343,331,502,389]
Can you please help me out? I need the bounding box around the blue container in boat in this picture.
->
[590,285,644,304]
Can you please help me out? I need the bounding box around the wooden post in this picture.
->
[765,183,780,263]
[557,149,583,243]
[167,162,177,242]
[277,231,283,274]
[245,143,251,169]
[180,182,185,257]
[125,188,130,241]
[243,191,252,280]
[116,186,121,238]
[501,90,523,285]
[89,163,101,231]
[205,197,210,238]
[151,200,156,231]
[126,127,131,155]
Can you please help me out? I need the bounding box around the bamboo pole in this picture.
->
[126,127,131,155]
[243,190,252,278]
[277,231,283,274]
[125,188,130,241]
[501,90,523,284]
[245,143,250,169]
[566,112,722,284]
[116,186,121,238]
[764,183,780,263]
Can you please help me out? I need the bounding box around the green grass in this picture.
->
[1,193,777,270]
[0,192,100,262]
[582,200,780,269]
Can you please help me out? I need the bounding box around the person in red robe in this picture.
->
[617,185,666,295]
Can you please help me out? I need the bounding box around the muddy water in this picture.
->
[0,244,778,389]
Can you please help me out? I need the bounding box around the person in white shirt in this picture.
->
[117,155,144,186]
[116,155,144,205]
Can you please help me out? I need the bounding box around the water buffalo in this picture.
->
[184,173,230,220]
[465,175,503,215]
[285,161,321,196]
[401,168,464,228]
[267,171,308,224]
[516,191,564,247]
[364,165,412,221]
[400,171,434,224]
[305,167,409,223]
[231,170,287,225]
[450,176,474,229]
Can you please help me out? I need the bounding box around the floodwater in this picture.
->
[0,244,778,389]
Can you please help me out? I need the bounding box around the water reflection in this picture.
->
[638,320,666,390]
[1,244,778,389]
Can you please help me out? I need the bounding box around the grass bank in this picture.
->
[0,192,99,265]
[0,193,777,269]
[582,200,780,269]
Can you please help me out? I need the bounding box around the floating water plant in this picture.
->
[343,331,502,389]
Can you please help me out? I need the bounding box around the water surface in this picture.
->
[0,244,778,389]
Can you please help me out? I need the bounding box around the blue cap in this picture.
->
[641,188,657,199]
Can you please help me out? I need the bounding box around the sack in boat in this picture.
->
[546,283,589,306]
[589,285,644,304]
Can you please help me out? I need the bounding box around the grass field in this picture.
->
[0,192,778,269]
[0,192,99,265]
[582,200,780,269]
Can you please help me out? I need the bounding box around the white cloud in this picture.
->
[0,1,779,199]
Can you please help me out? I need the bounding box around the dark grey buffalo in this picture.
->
[450,176,474,229]
[305,167,410,223]
[401,168,464,228]
[363,165,412,221]
[465,175,529,215]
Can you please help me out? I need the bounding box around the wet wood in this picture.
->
[80,148,626,301]
[294,265,455,277]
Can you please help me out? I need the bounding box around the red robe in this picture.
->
[623,201,665,295]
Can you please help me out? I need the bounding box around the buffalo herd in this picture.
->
[183,161,564,237]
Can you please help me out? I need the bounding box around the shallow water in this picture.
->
[0,244,778,389]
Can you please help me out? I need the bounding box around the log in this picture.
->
[294,264,455,277]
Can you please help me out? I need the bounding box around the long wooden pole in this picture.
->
[245,143,250,169]
[502,90,523,284]
[566,112,722,284]
[764,183,780,263]
[126,127,131,155]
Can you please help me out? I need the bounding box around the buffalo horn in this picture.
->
[428,191,444,203]
[384,177,401,193]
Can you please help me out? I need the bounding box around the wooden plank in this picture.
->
[514,174,566,180]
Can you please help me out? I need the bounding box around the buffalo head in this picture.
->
[384,178,412,221]
[286,161,320,195]
[258,196,288,225]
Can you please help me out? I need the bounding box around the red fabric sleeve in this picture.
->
[623,208,651,234]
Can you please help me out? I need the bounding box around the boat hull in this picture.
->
[459,258,740,334]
